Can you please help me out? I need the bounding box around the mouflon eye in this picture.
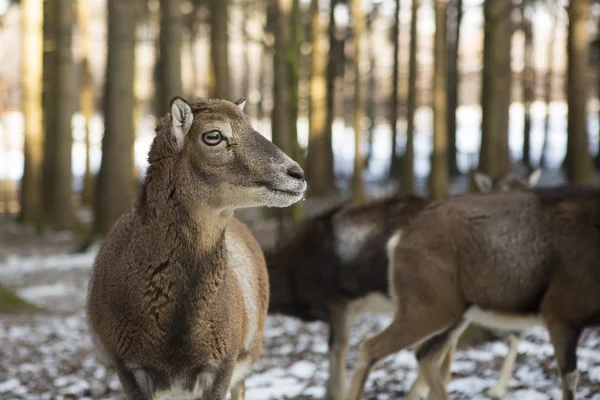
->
[202,130,223,146]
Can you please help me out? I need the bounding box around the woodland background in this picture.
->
[1,1,600,398]
[0,0,600,308]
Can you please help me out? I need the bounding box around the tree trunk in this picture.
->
[305,0,335,195]
[478,0,513,178]
[42,0,75,230]
[365,7,377,170]
[241,1,250,104]
[540,6,558,168]
[78,0,95,206]
[521,4,534,169]
[565,0,593,184]
[325,0,344,186]
[446,0,462,176]
[210,0,230,99]
[429,0,448,200]
[271,0,303,222]
[351,0,366,202]
[401,0,419,194]
[389,0,401,179]
[595,17,600,168]
[41,0,57,222]
[19,0,44,226]
[156,0,183,116]
[93,0,136,236]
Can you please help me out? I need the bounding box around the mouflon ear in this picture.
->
[234,97,247,111]
[170,96,193,149]
[473,172,493,193]
[527,168,542,187]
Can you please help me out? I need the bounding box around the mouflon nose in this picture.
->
[287,164,305,181]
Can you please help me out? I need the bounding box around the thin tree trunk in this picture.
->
[595,18,600,168]
[401,0,419,194]
[306,0,335,195]
[365,7,377,169]
[93,0,136,236]
[241,1,251,104]
[156,0,183,116]
[565,0,593,184]
[446,0,462,176]
[257,48,266,129]
[540,6,558,168]
[210,0,230,99]
[78,0,95,206]
[429,0,448,200]
[41,0,57,221]
[19,0,44,226]
[522,4,534,169]
[389,0,401,179]
[42,0,75,230]
[325,0,343,186]
[478,0,513,178]
[351,0,366,202]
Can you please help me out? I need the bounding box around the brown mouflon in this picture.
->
[266,169,540,400]
[87,96,306,400]
[347,183,600,400]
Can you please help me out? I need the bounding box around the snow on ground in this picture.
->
[1,251,600,399]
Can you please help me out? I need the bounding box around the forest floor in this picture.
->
[1,205,600,400]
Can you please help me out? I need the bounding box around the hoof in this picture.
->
[486,386,507,399]
[405,389,429,400]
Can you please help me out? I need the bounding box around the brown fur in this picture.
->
[87,97,305,400]
[266,170,539,400]
[347,184,600,400]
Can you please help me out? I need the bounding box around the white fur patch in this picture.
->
[226,235,258,351]
[348,293,394,318]
[386,231,402,302]
[473,172,493,193]
[334,220,377,263]
[464,306,541,331]
[231,359,254,389]
[148,372,215,400]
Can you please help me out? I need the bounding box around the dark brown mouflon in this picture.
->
[266,169,540,400]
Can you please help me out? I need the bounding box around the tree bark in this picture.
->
[446,0,462,176]
[478,0,513,178]
[93,0,136,236]
[19,0,44,226]
[306,0,335,195]
[389,0,401,178]
[401,0,419,194]
[351,0,366,202]
[565,0,593,184]
[271,0,303,221]
[325,0,344,186]
[540,6,558,168]
[210,0,230,99]
[521,4,534,169]
[595,17,600,168]
[78,0,95,206]
[156,0,183,116]
[429,0,448,200]
[41,0,57,221]
[365,7,377,169]
[42,0,76,230]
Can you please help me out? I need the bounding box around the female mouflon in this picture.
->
[87,97,306,400]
